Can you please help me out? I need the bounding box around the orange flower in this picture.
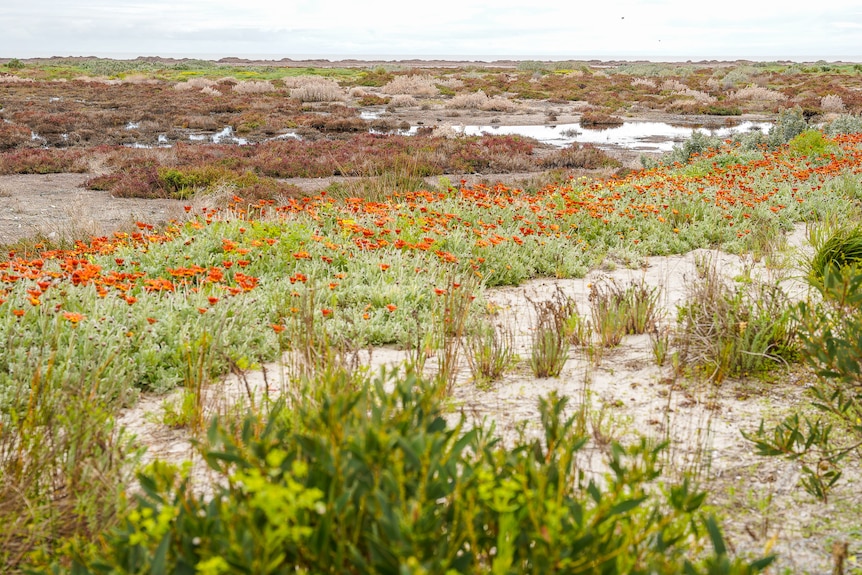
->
[321,308,333,317]
[124,295,137,305]
[12,309,25,317]
[271,324,285,333]
[434,288,447,296]
[362,312,371,320]
[62,311,85,324]
[379,263,390,271]
[198,308,208,314]
[208,296,220,305]
[146,317,158,324]
[386,304,397,312]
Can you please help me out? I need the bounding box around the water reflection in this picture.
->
[454,121,770,152]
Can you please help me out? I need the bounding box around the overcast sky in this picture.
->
[1,1,861,61]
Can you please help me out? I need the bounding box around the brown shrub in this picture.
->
[0,149,89,174]
[540,143,621,169]
[580,111,624,126]
[0,121,33,150]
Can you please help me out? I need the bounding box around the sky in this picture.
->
[1,0,861,62]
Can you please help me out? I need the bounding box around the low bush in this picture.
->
[39,369,773,574]
[767,107,808,147]
[676,259,797,383]
[787,129,836,158]
[541,143,621,170]
[746,260,862,502]
[0,148,89,174]
[580,111,624,126]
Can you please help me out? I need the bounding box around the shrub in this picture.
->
[745,261,862,502]
[807,226,862,287]
[824,114,862,136]
[289,80,345,102]
[173,77,217,91]
[820,94,846,113]
[464,316,515,386]
[767,107,808,147]
[1,314,139,573]
[43,369,774,574]
[232,80,274,94]
[387,94,417,108]
[589,278,661,347]
[787,129,835,158]
[580,111,624,126]
[728,85,787,103]
[665,131,723,166]
[528,288,573,377]
[0,149,89,174]
[0,121,32,151]
[540,143,621,169]
[676,259,797,383]
[381,74,439,97]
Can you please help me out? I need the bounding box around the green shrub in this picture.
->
[767,107,808,148]
[787,129,834,158]
[42,369,773,574]
[745,263,862,502]
[825,114,862,136]
[807,226,862,287]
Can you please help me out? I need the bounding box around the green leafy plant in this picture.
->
[40,369,773,574]
[745,262,862,502]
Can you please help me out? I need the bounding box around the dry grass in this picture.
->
[728,85,787,102]
[232,80,274,94]
[289,79,345,102]
[387,94,418,108]
[381,74,439,97]
[173,78,218,91]
[821,94,846,113]
[446,90,518,112]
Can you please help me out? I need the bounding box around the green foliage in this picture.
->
[825,114,862,136]
[42,369,773,574]
[0,315,140,572]
[589,278,661,348]
[528,288,573,377]
[745,260,862,502]
[6,58,24,70]
[676,261,797,383]
[808,226,862,286]
[465,316,515,386]
[787,129,835,158]
[767,107,808,148]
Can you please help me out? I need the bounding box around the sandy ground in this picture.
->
[0,173,186,245]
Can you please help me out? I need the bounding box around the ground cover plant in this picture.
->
[3,122,862,572]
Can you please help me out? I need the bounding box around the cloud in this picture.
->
[1,0,860,59]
